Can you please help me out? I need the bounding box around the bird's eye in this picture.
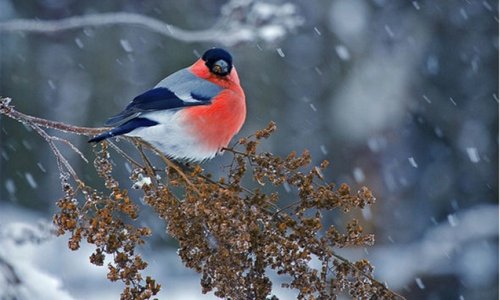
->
[212,64,223,74]
[210,59,229,76]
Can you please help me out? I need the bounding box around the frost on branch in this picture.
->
[0,97,404,299]
[0,0,303,46]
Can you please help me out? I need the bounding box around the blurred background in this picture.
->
[0,0,498,299]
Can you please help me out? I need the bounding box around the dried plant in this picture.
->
[0,97,405,299]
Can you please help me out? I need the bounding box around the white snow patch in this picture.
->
[132,174,152,189]
[47,80,56,90]
[408,157,418,168]
[320,145,328,155]
[74,38,83,49]
[422,94,431,103]
[353,167,365,183]
[415,277,425,289]
[465,147,480,163]
[259,25,286,42]
[5,179,15,195]
[24,173,38,189]
[384,24,394,38]
[120,39,133,53]
[447,214,458,227]
[276,48,285,57]
[335,45,351,61]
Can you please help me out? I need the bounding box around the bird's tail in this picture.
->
[88,118,158,143]
[88,130,116,143]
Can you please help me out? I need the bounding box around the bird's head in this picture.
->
[190,48,241,87]
[202,48,233,77]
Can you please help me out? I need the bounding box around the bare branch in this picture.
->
[0,13,215,42]
[0,97,106,135]
[107,141,144,170]
[0,1,303,46]
[1,97,85,183]
[31,124,80,183]
[51,136,89,163]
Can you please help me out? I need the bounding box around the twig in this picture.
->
[134,139,202,195]
[51,136,89,163]
[272,199,302,218]
[0,97,106,135]
[31,124,80,183]
[134,141,157,179]
[330,253,407,300]
[107,141,144,170]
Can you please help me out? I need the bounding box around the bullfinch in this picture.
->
[89,48,246,161]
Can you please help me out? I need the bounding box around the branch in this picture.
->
[31,123,79,182]
[330,253,406,300]
[0,1,303,45]
[0,97,106,135]
[0,13,216,42]
[1,96,403,299]
[0,97,93,183]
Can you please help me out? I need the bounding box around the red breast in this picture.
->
[182,59,246,151]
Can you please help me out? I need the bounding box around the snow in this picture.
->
[132,174,152,189]
[1,1,497,298]
[459,8,468,20]
[24,173,38,189]
[320,145,328,155]
[276,48,285,57]
[384,24,394,38]
[367,205,498,289]
[353,167,365,182]
[361,206,372,220]
[0,208,74,300]
[0,201,299,300]
[447,214,458,227]
[426,55,439,74]
[283,182,291,193]
[47,80,56,90]
[37,162,46,173]
[408,157,418,168]
[119,39,133,53]
[415,277,425,289]
[259,25,286,42]
[74,38,84,49]
[329,0,369,46]
[335,45,351,61]
[465,147,480,163]
[449,96,457,106]
[5,179,15,195]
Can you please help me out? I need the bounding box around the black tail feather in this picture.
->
[88,131,115,143]
[88,118,158,143]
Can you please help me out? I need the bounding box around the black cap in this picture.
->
[202,48,233,76]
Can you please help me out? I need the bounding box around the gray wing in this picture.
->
[104,69,222,126]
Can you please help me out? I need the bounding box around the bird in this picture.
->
[89,48,246,162]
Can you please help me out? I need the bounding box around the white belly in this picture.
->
[125,110,218,161]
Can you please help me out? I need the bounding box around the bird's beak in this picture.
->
[215,60,229,74]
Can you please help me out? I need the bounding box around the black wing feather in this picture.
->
[89,118,158,143]
[104,87,209,126]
